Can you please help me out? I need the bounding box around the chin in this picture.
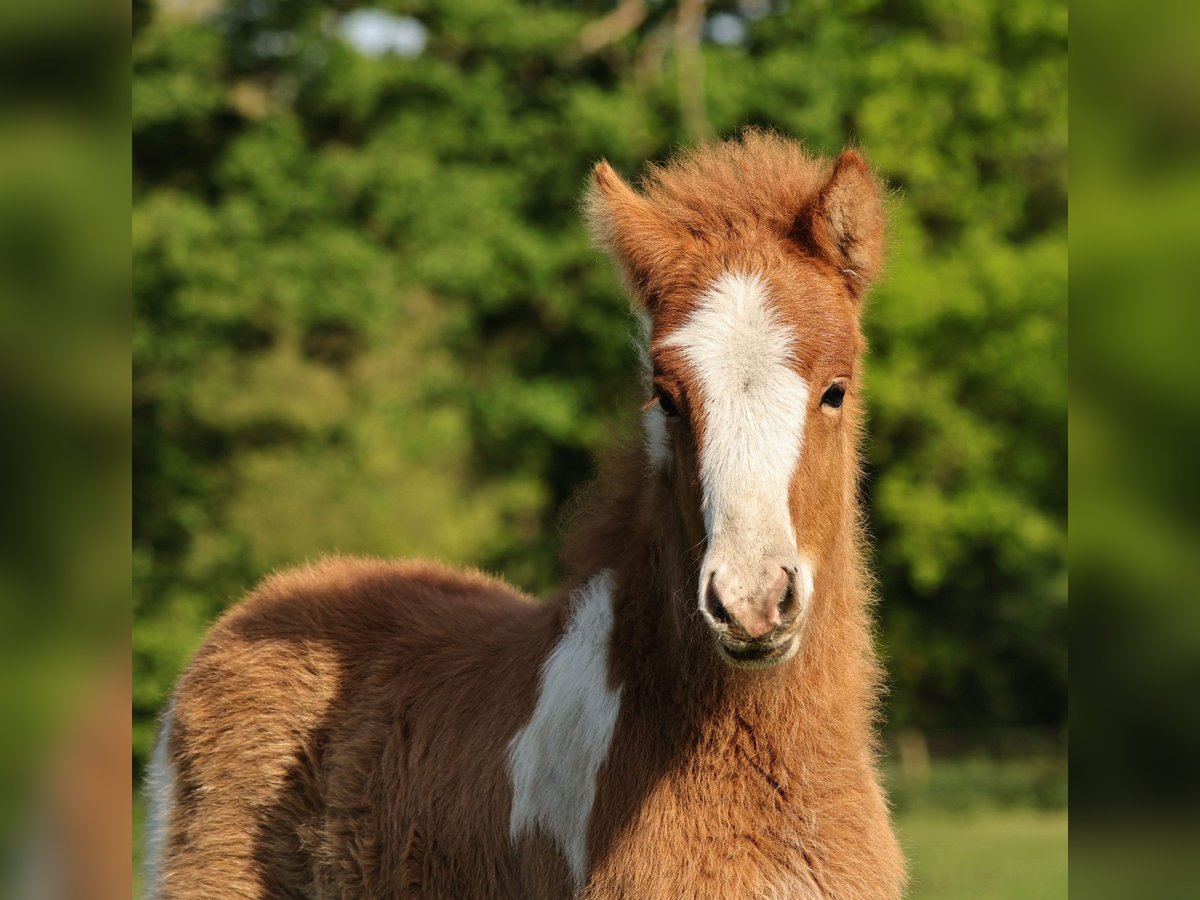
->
[716,636,800,670]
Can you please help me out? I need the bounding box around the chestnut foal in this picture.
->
[145,132,905,899]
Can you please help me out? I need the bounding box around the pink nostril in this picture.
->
[705,574,734,625]
[773,568,800,619]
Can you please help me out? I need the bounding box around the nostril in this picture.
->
[773,568,799,617]
[777,580,795,616]
[708,593,733,625]
[705,575,733,625]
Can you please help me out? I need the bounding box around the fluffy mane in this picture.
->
[637,129,833,237]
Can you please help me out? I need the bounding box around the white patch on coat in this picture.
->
[634,310,671,469]
[141,701,176,899]
[642,405,671,469]
[663,272,811,609]
[508,571,622,888]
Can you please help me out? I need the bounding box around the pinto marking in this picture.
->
[642,405,670,470]
[635,309,672,469]
[507,570,622,887]
[141,701,176,899]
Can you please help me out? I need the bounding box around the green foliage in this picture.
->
[887,756,1068,815]
[133,0,1066,774]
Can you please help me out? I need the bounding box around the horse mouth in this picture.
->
[717,637,796,669]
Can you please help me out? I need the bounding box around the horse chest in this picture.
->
[581,810,824,900]
[578,748,824,899]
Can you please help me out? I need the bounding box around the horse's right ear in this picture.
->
[585,161,689,310]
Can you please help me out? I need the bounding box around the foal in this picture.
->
[145,132,906,899]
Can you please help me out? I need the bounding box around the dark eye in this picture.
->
[655,387,680,418]
[820,383,846,409]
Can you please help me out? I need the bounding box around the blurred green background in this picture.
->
[132,0,1066,894]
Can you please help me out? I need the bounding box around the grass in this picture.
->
[897,808,1068,899]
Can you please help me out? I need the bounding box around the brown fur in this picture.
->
[150,131,905,899]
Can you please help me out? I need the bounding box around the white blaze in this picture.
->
[508,570,622,887]
[662,272,812,606]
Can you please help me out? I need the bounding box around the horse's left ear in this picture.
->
[799,149,886,300]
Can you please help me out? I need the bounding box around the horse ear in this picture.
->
[586,161,689,310]
[800,149,886,299]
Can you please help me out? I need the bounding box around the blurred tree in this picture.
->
[133,0,1065,772]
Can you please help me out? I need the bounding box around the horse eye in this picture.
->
[655,388,680,418]
[820,384,846,409]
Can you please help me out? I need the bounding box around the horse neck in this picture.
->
[568,451,880,750]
